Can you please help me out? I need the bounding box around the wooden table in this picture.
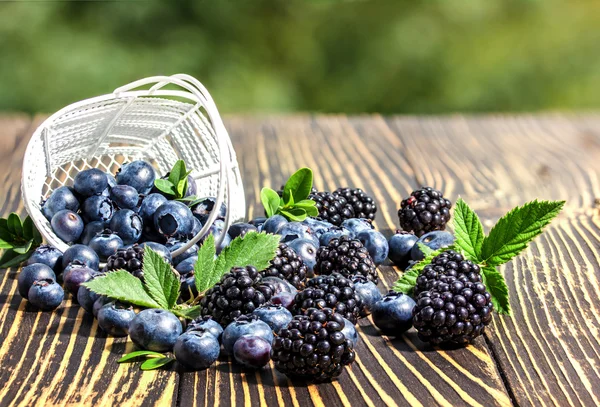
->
[1,114,599,407]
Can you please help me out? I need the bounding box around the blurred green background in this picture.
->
[0,0,599,114]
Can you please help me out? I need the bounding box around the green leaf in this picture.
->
[82,270,161,309]
[393,245,455,296]
[168,160,187,186]
[32,224,43,245]
[283,168,313,203]
[416,242,434,257]
[172,305,201,320]
[7,213,23,237]
[261,188,280,218]
[118,350,165,363]
[213,232,280,286]
[0,238,13,249]
[453,198,485,262]
[482,266,511,315]
[177,195,198,203]
[279,208,307,222]
[481,200,565,266]
[195,234,217,292]
[294,200,317,209]
[143,247,181,309]
[0,222,14,242]
[140,357,175,371]
[22,216,34,241]
[304,205,319,217]
[176,177,188,199]
[285,190,295,207]
[13,239,33,254]
[154,179,176,196]
[0,250,32,268]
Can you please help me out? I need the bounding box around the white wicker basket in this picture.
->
[21,74,245,257]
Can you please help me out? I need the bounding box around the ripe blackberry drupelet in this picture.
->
[260,243,308,289]
[271,307,355,381]
[308,189,354,226]
[398,187,452,237]
[105,244,145,279]
[315,236,378,284]
[200,266,273,326]
[293,274,362,324]
[412,250,493,346]
[334,187,377,221]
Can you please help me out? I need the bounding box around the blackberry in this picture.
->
[414,250,481,297]
[412,251,493,346]
[261,243,308,289]
[200,266,273,326]
[398,187,452,237]
[271,307,355,382]
[315,236,378,284]
[293,274,362,324]
[308,189,354,226]
[334,187,377,221]
[105,244,145,279]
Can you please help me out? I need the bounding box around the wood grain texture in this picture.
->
[1,113,600,406]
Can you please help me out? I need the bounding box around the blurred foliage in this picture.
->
[0,0,599,114]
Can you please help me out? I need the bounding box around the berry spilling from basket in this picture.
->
[3,163,564,382]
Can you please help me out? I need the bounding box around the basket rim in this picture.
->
[22,86,241,256]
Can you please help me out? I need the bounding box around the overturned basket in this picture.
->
[21,74,245,257]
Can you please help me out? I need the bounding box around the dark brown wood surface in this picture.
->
[1,113,599,406]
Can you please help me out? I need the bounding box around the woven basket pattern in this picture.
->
[22,75,245,254]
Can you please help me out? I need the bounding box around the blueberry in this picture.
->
[80,221,105,245]
[270,292,295,310]
[411,231,455,261]
[260,276,298,296]
[301,218,333,238]
[81,195,115,224]
[110,209,143,245]
[341,317,359,347]
[63,265,94,295]
[41,186,79,220]
[139,242,172,264]
[261,215,287,234]
[89,229,123,261]
[186,316,224,342]
[222,315,273,355]
[138,193,168,223]
[252,304,292,334]
[190,217,202,238]
[110,185,140,210]
[154,201,194,239]
[217,233,232,254]
[116,161,156,194]
[371,292,416,335]
[28,278,64,311]
[27,245,62,273]
[352,276,382,316]
[93,296,110,317]
[227,223,257,239]
[388,231,418,266]
[62,244,99,270]
[18,263,56,299]
[342,218,374,236]
[174,330,220,370]
[74,168,109,197]
[233,336,271,369]
[191,197,226,224]
[175,256,198,276]
[248,217,267,227]
[128,309,182,352]
[98,301,136,337]
[319,227,351,246]
[356,229,389,266]
[106,173,117,189]
[51,210,84,243]
[166,239,198,266]
[180,273,198,302]
[77,282,101,314]
[286,238,318,275]
[278,222,318,245]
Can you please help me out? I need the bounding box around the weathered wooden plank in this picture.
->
[380,114,600,407]
[179,116,512,407]
[0,116,178,407]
